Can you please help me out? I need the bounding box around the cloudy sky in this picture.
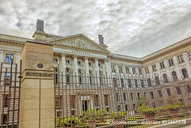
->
[0,0,191,57]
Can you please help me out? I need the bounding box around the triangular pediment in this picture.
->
[49,34,110,54]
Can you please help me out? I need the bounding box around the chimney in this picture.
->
[36,19,44,32]
[98,35,104,44]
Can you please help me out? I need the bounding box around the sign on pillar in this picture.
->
[19,41,55,128]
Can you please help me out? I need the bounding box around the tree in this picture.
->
[137,97,149,106]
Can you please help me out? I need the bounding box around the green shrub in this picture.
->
[166,104,181,111]
[97,109,108,117]
[110,111,126,119]
[56,117,81,127]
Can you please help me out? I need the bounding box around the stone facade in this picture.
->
[0,21,191,122]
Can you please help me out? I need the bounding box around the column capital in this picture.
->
[61,53,66,56]
[84,56,89,60]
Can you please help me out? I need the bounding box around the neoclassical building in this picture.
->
[0,20,191,121]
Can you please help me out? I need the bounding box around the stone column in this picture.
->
[156,63,161,78]
[115,65,119,73]
[148,65,153,77]
[61,53,66,74]
[0,50,3,62]
[95,59,100,85]
[183,52,191,78]
[85,57,89,75]
[173,56,182,79]
[19,42,54,128]
[164,59,171,78]
[122,65,126,74]
[73,55,78,75]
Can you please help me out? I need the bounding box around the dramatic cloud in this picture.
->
[0,0,191,57]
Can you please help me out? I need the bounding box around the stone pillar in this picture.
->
[122,65,126,74]
[0,51,3,62]
[19,42,54,128]
[156,63,161,78]
[95,59,99,76]
[164,59,171,78]
[173,56,182,79]
[73,55,78,75]
[115,65,119,73]
[129,66,133,74]
[85,57,89,74]
[148,65,153,77]
[183,52,191,78]
[61,53,66,74]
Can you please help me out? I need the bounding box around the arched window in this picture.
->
[182,68,188,78]
[155,76,160,85]
[163,74,168,83]
[172,71,177,81]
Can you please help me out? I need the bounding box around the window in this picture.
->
[166,88,171,97]
[128,79,132,88]
[5,53,14,63]
[139,68,142,74]
[78,61,81,65]
[176,86,181,95]
[104,95,109,106]
[188,52,191,60]
[118,66,123,73]
[133,104,136,111]
[155,76,160,85]
[163,74,168,83]
[125,105,128,111]
[182,68,188,78]
[131,92,134,101]
[66,59,70,64]
[132,67,136,74]
[123,93,126,101]
[71,110,75,116]
[94,95,99,107]
[152,103,156,108]
[145,67,149,74]
[113,78,117,87]
[147,78,151,87]
[66,74,70,84]
[3,95,9,107]
[186,84,191,93]
[157,90,162,97]
[89,62,91,66]
[126,67,129,74]
[137,92,140,98]
[70,95,76,108]
[121,79,124,87]
[150,92,154,99]
[53,58,58,63]
[140,80,144,88]
[55,96,61,108]
[152,65,157,72]
[4,72,11,86]
[2,114,7,124]
[168,59,174,67]
[144,92,147,97]
[111,65,115,73]
[118,105,120,111]
[172,71,177,81]
[160,62,165,69]
[135,79,138,88]
[178,55,184,63]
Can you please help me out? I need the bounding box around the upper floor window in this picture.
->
[168,59,174,67]
[188,52,191,60]
[160,62,165,69]
[66,60,70,64]
[78,61,81,65]
[138,68,142,74]
[182,68,188,78]
[104,95,109,106]
[152,65,157,72]
[166,88,171,97]
[132,67,136,74]
[111,65,115,73]
[145,67,149,74]
[5,53,14,63]
[172,71,177,81]
[126,67,129,74]
[118,66,123,73]
[178,55,184,63]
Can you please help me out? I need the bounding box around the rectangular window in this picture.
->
[71,110,75,116]
[139,68,142,74]
[186,84,191,93]
[128,79,132,88]
[94,95,99,107]
[176,86,181,95]
[5,53,14,63]
[70,95,76,108]
[166,88,171,97]
[113,78,117,87]
[116,93,119,101]
[121,79,124,87]
[55,96,62,108]
[131,92,134,101]
[152,103,156,108]
[168,59,174,67]
[65,59,70,64]
[160,62,165,69]
[132,67,136,74]
[126,67,129,74]
[135,79,138,88]
[152,65,157,72]
[140,80,144,88]
[123,93,126,101]
[3,95,9,107]
[145,67,149,74]
[157,90,162,97]
[133,104,136,111]
[2,114,7,124]
[125,105,128,111]
[118,105,120,111]
[111,65,115,73]
[118,66,123,73]
[178,55,184,63]
[150,92,154,99]
[104,95,109,106]
[137,92,140,98]
[4,72,11,86]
